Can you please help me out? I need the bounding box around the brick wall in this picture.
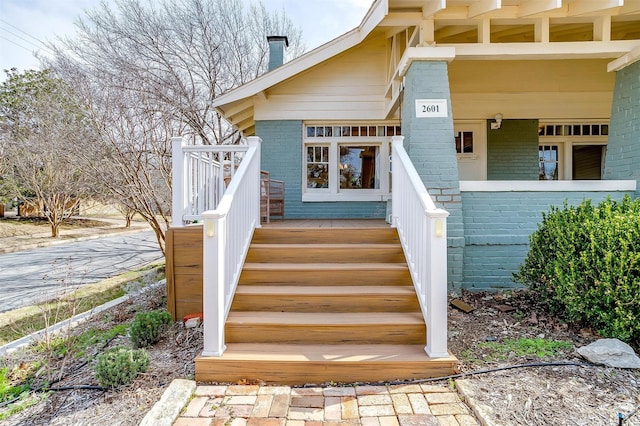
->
[256,120,387,218]
[401,61,464,291]
[604,60,640,198]
[487,119,539,180]
[461,190,634,290]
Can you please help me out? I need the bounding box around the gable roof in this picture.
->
[214,0,640,135]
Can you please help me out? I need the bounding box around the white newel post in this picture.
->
[247,136,262,228]
[391,136,404,228]
[426,209,449,358]
[202,212,227,356]
[171,136,186,228]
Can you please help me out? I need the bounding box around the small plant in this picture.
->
[0,367,30,404]
[129,310,171,348]
[94,346,149,389]
[479,338,573,361]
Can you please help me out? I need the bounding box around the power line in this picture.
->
[0,19,49,49]
[0,27,54,55]
[0,34,36,55]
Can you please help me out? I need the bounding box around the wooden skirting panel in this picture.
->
[166,226,203,320]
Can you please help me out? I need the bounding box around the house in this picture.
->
[167,0,640,384]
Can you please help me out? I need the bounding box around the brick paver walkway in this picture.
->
[174,384,479,426]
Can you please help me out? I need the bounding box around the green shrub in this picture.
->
[94,346,149,389]
[514,195,640,345]
[129,310,172,348]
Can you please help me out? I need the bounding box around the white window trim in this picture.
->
[539,120,609,181]
[302,125,394,202]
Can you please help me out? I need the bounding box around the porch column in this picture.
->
[400,49,464,292]
[604,49,640,198]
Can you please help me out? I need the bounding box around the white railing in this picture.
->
[171,136,250,227]
[200,137,262,356]
[391,136,450,358]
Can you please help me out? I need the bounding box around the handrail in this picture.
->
[200,137,261,356]
[391,136,450,358]
[171,137,251,227]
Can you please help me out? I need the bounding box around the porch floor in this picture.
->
[261,218,390,228]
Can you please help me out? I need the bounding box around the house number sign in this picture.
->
[415,99,448,118]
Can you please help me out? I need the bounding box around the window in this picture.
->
[340,146,380,189]
[455,131,473,154]
[303,123,398,202]
[306,146,329,188]
[539,145,559,180]
[539,122,608,180]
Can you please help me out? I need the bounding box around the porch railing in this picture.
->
[391,136,450,358]
[171,136,251,226]
[199,137,262,356]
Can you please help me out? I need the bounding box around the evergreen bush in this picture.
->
[514,195,640,345]
[94,346,149,389]
[129,310,172,348]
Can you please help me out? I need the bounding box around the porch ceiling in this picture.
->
[214,0,640,136]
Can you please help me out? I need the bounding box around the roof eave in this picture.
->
[212,0,389,110]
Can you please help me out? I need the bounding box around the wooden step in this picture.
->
[231,285,420,312]
[239,263,412,286]
[195,343,458,385]
[252,227,400,244]
[225,312,425,345]
[245,243,406,263]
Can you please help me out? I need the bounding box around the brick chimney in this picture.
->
[267,36,289,71]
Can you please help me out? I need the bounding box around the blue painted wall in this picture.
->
[401,60,464,291]
[604,60,640,198]
[256,120,387,218]
[487,119,539,180]
[461,190,635,291]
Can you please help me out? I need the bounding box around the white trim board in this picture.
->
[460,180,637,192]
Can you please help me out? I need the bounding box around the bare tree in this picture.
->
[47,0,304,252]
[0,69,95,237]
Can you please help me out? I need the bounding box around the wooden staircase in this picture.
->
[195,226,457,384]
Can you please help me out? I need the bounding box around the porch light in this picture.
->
[435,219,445,238]
[205,219,215,238]
[491,113,503,130]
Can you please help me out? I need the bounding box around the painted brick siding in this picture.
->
[256,120,386,218]
[402,61,464,290]
[604,60,640,198]
[487,119,539,180]
[461,190,634,291]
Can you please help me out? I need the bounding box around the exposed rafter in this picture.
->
[422,0,446,18]
[468,0,502,18]
[568,0,624,16]
[518,0,563,17]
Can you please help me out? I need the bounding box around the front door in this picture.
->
[454,121,486,180]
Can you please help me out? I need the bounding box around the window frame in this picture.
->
[302,123,398,202]
[539,121,608,181]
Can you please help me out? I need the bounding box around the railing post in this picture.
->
[202,212,227,356]
[171,136,186,228]
[425,208,450,358]
[247,136,262,228]
[391,136,404,228]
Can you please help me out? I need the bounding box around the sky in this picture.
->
[0,0,372,77]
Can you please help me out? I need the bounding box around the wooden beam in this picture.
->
[380,12,423,26]
[568,0,624,16]
[518,0,563,17]
[422,0,446,18]
[618,0,640,14]
[468,0,502,18]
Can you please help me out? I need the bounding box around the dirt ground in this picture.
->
[0,217,639,425]
[448,291,640,426]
